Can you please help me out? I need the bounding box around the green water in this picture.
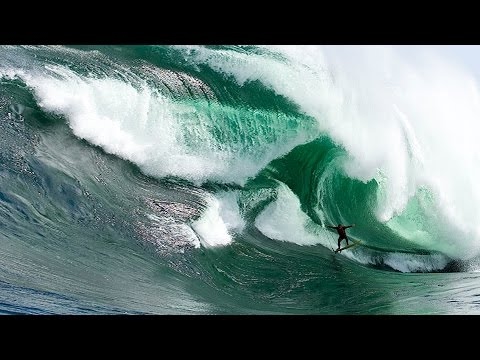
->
[0,45,478,314]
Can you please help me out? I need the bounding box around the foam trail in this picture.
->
[383,253,449,273]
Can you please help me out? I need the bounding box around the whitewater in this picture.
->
[1,45,480,314]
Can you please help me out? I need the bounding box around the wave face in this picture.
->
[2,45,480,314]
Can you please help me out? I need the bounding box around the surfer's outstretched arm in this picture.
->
[345,224,356,229]
[326,225,337,229]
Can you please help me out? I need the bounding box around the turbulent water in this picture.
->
[2,45,480,314]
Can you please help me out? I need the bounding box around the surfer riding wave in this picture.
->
[326,223,356,252]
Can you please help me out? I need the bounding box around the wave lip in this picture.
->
[192,192,244,247]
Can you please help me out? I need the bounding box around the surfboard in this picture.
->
[334,240,361,253]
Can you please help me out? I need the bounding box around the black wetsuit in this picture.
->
[328,224,354,249]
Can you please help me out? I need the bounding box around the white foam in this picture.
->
[215,191,246,233]
[11,65,240,184]
[345,249,449,273]
[255,183,328,246]
[4,60,315,187]
[191,192,244,247]
[383,252,449,273]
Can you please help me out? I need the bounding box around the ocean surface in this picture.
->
[1,45,480,314]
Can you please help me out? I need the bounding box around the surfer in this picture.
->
[326,223,355,252]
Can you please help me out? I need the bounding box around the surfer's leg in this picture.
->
[345,236,349,245]
[338,237,342,249]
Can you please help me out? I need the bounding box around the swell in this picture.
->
[0,80,219,312]
[0,45,474,276]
